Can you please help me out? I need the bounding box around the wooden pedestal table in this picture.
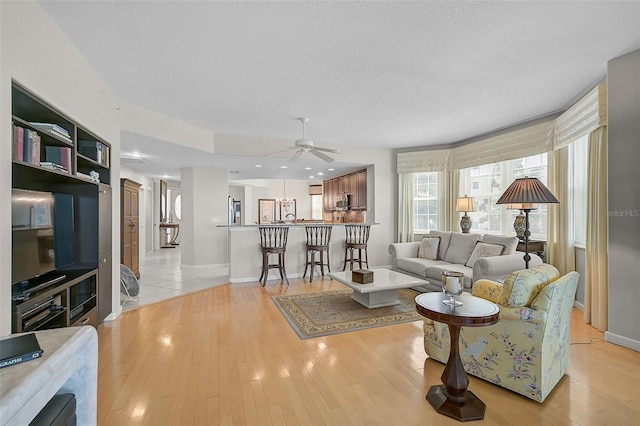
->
[159,223,179,248]
[415,292,499,422]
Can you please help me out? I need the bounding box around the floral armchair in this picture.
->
[423,264,579,402]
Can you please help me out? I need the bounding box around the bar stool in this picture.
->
[303,224,333,282]
[258,225,290,286]
[342,224,371,271]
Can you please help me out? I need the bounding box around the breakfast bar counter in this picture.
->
[222,223,376,283]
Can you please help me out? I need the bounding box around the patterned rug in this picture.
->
[272,288,421,339]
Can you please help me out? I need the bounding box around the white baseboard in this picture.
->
[573,301,584,310]
[181,262,228,270]
[104,305,123,322]
[605,331,640,352]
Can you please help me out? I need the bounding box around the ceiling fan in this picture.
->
[268,118,340,163]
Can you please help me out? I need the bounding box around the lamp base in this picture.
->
[513,211,526,238]
[460,214,472,234]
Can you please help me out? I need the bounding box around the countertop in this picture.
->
[218,222,378,228]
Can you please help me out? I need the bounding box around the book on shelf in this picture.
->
[29,122,73,144]
[22,129,41,166]
[45,146,72,173]
[12,124,24,162]
[40,161,68,172]
[79,140,110,167]
[0,333,44,369]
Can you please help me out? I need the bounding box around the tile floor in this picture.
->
[121,247,229,311]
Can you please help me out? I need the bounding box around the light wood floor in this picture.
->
[97,277,640,425]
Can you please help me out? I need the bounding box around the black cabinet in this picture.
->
[10,81,112,332]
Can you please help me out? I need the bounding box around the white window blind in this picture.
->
[397,149,452,173]
[554,84,607,150]
[450,120,555,170]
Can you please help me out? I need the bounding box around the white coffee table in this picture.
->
[329,268,429,308]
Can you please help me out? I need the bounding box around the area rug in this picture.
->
[272,288,421,339]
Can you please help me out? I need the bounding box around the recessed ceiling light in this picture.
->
[280,165,288,169]
[317,172,324,176]
[254,164,262,168]
[328,168,334,171]
[305,167,312,170]
[309,176,315,179]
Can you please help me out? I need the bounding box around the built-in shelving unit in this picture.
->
[10,81,112,333]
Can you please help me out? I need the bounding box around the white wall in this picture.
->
[0,1,121,334]
[606,49,640,351]
[181,167,229,266]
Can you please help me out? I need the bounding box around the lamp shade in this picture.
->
[496,177,559,205]
[506,203,536,210]
[455,196,476,212]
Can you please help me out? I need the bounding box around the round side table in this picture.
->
[415,292,499,422]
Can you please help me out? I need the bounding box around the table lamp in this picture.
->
[497,177,558,268]
[455,195,476,234]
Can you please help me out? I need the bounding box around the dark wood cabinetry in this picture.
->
[121,179,141,278]
[10,82,111,333]
[353,169,367,209]
[323,168,367,211]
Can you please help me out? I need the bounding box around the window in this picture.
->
[572,135,589,245]
[460,153,549,238]
[310,194,323,220]
[413,172,439,232]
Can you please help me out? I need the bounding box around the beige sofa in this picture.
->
[388,230,543,292]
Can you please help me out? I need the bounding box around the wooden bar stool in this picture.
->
[303,224,333,282]
[258,225,290,286]
[342,224,371,271]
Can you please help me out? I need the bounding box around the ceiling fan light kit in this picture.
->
[266,117,340,163]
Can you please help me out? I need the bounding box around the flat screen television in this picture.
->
[11,189,75,292]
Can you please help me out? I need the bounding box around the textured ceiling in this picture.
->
[38,1,640,180]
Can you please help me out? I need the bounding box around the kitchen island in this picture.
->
[222,223,376,283]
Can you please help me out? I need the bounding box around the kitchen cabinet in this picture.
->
[322,168,367,211]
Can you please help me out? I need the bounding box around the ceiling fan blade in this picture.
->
[289,150,303,162]
[313,147,340,154]
[311,150,335,163]
[265,146,298,156]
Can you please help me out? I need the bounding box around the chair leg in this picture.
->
[280,253,290,285]
[310,250,316,282]
[303,248,310,278]
[319,250,325,276]
[342,246,348,271]
[363,247,369,269]
[261,252,269,286]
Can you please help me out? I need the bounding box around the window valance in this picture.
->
[397,149,452,173]
[397,83,607,173]
[554,83,607,150]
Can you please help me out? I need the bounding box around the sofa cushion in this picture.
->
[396,258,448,278]
[499,264,561,307]
[465,242,505,267]
[429,230,452,259]
[418,236,440,260]
[443,232,480,264]
[482,234,520,254]
[426,263,473,289]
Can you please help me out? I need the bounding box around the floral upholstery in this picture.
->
[423,264,579,402]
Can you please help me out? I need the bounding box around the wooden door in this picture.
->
[121,179,141,278]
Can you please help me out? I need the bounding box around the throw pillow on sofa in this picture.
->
[465,242,505,267]
[481,234,520,254]
[418,236,440,260]
[443,232,480,264]
[428,230,452,259]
